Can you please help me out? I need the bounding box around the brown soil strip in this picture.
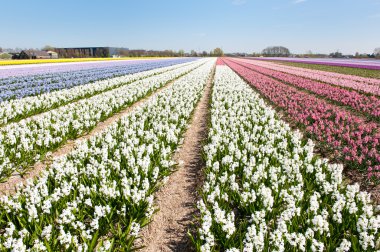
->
[0,78,180,196]
[137,67,214,252]
[344,168,380,204]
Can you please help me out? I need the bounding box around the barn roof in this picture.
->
[22,50,50,57]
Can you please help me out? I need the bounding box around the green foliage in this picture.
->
[41,45,55,51]
[262,46,290,57]
[212,48,224,57]
[0,53,11,59]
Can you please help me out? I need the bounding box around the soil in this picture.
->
[136,67,214,252]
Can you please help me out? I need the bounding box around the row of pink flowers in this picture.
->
[241,58,380,86]
[216,58,226,65]
[223,58,380,179]
[236,58,380,96]
[228,58,380,119]
[250,60,380,85]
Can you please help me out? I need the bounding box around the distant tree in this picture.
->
[118,48,129,57]
[0,53,11,59]
[190,50,198,57]
[213,48,224,57]
[42,45,55,51]
[355,52,360,58]
[262,46,290,57]
[329,51,343,58]
[304,50,314,57]
[374,48,380,57]
[178,49,185,57]
[201,51,208,57]
[0,47,2,53]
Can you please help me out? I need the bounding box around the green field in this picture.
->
[276,61,380,79]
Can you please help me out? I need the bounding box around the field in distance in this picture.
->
[0,57,171,66]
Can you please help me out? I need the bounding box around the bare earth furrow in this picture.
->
[137,66,215,252]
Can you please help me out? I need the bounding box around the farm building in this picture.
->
[53,47,129,58]
[17,50,51,59]
[11,50,59,59]
[46,51,59,59]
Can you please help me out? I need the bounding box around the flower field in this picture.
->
[0,58,194,101]
[194,65,379,251]
[223,58,380,179]
[255,57,380,70]
[236,59,380,96]
[0,59,215,251]
[0,57,379,251]
[0,57,167,67]
[227,59,380,120]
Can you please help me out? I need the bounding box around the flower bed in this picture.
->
[0,58,195,101]
[193,65,379,251]
[226,58,380,120]
[0,60,207,181]
[224,60,380,180]
[0,59,215,251]
[237,58,380,96]
[0,60,199,125]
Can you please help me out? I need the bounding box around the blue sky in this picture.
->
[1,0,379,54]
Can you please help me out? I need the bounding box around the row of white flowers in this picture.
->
[0,59,216,251]
[0,59,208,181]
[194,66,379,251]
[0,60,199,126]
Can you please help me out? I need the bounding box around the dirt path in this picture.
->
[0,78,181,196]
[137,67,214,252]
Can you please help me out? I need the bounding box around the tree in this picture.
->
[0,47,2,53]
[374,48,380,57]
[329,51,343,58]
[0,53,11,59]
[213,47,224,57]
[117,48,129,57]
[178,49,185,57]
[202,51,208,57]
[190,50,198,57]
[262,46,290,57]
[42,45,55,51]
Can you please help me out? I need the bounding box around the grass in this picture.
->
[0,57,170,66]
[275,61,380,79]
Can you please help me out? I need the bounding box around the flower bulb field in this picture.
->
[0,57,379,251]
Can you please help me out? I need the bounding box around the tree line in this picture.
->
[0,46,224,58]
[253,46,380,58]
[117,47,224,57]
[2,45,380,59]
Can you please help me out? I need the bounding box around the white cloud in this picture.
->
[292,0,307,4]
[232,0,247,6]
